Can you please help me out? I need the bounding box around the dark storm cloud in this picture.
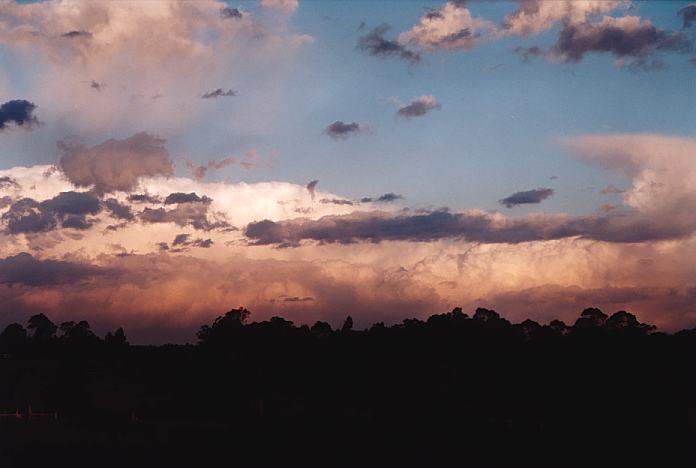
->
[104,199,134,221]
[0,176,20,190]
[0,100,39,131]
[323,121,366,140]
[244,206,695,247]
[500,188,554,208]
[553,18,693,63]
[58,132,173,195]
[164,192,212,205]
[220,7,243,19]
[243,209,580,247]
[678,4,696,29]
[0,252,102,286]
[2,191,102,234]
[201,88,236,99]
[357,24,421,64]
[397,96,440,119]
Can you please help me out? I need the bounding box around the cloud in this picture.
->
[127,193,161,204]
[0,252,102,286]
[500,188,554,208]
[357,24,421,64]
[397,2,493,52]
[552,16,692,63]
[187,156,238,180]
[260,0,299,12]
[104,198,134,221]
[61,30,92,39]
[514,45,544,62]
[397,95,440,119]
[201,88,236,99]
[601,185,624,194]
[58,132,174,195]
[0,100,39,131]
[306,180,319,201]
[139,203,227,231]
[375,193,403,203]
[323,121,368,140]
[678,4,696,29]
[320,198,354,206]
[220,7,243,19]
[0,176,19,190]
[243,209,583,247]
[164,192,212,205]
[501,0,628,37]
[2,191,101,234]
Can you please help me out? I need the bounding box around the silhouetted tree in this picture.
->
[341,315,353,332]
[27,313,57,341]
[0,323,27,353]
[105,327,129,346]
[310,321,332,338]
[197,307,250,344]
[473,307,500,322]
[574,308,608,328]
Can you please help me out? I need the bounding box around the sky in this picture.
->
[0,0,695,342]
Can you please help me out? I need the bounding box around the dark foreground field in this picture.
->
[1,307,695,467]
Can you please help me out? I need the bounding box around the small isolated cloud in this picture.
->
[601,185,624,194]
[323,121,368,140]
[201,88,236,99]
[375,193,403,203]
[61,30,92,39]
[397,95,440,119]
[499,188,554,208]
[515,45,544,62]
[90,80,104,91]
[58,132,173,195]
[678,4,696,29]
[220,7,243,19]
[0,100,39,131]
[306,180,319,200]
[357,24,421,64]
[187,156,238,180]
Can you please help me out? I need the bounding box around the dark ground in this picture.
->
[1,307,694,467]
